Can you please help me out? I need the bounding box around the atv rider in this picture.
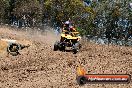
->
[62,21,71,32]
[62,19,76,33]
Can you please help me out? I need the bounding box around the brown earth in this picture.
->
[0,26,132,88]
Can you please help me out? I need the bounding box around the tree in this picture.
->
[0,0,10,23]
[43,0,95,35]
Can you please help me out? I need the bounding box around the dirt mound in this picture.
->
[0,26,132,88]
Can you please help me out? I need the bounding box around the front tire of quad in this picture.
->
[59,42,65,52]
[54,41,59,51]
[79,43,82,49]
[7,43,20,56]
[72,43,79,54]
[73,49,77,54]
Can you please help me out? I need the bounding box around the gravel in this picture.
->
[0,26,132,88]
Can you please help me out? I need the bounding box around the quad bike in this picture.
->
[53,30,82,54]
[0,39,30,56]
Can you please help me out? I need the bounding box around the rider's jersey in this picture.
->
[69,26,76,32]
[62,26,70,32]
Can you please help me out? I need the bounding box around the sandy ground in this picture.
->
[0,26,132,88]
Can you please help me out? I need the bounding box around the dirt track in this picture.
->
[0,26,132,88]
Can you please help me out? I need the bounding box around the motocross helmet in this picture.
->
[65,21,70,27]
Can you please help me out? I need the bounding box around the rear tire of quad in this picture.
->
[7,43,20,56]
[54,41,59,51]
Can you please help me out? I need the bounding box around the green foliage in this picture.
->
[0,0,10,23]
[44,0,95,21]
[14,0,40,16]
[0,0,131,36]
